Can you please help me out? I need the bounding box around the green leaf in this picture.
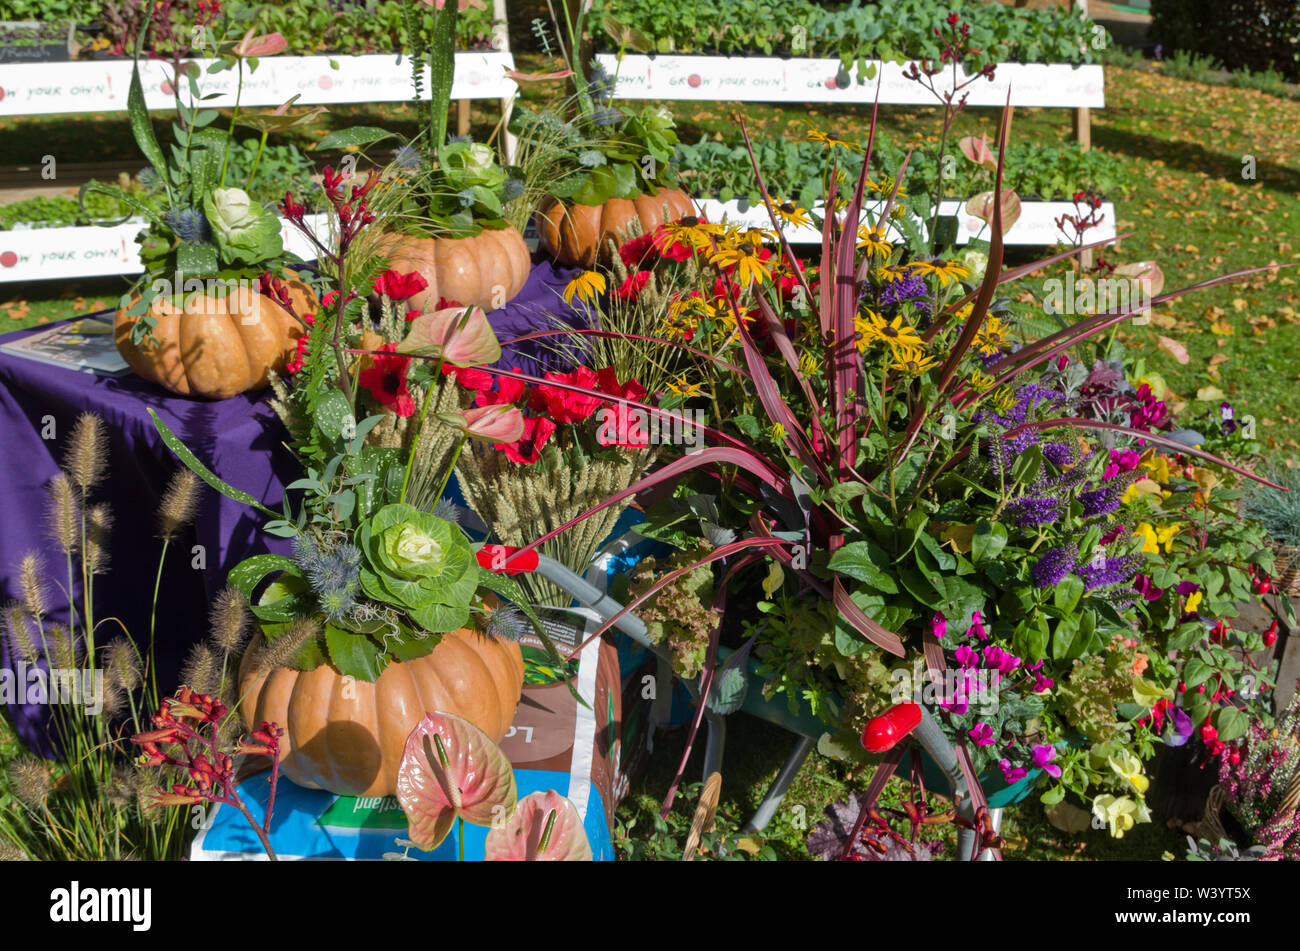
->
[971,518,1008,563]
[315,126,394,151]
[407,600,471,634]
[325,625,388,682]
[176,241,219,280]
[128,32,173,204]
[827,541,898,594]
[227,554,300,601]
[1051,614,1078,662]
[1052,575,1085,615]
[1183,658,1213,688]
[314,388,354,443]
[149,409,279,518]
[1214,706,1249,742]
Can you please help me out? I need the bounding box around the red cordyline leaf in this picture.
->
[734,320,830,481]
[1003,417,1284,489]
[562,534,792,660]
[923,232,1129,343]
[750,289,831,452]
[980,263,1290,391]
[484,790,592,861]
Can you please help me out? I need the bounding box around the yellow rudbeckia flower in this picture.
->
[563,270,606,305]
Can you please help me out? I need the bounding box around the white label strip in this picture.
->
[596,54,1104,108]
[938,198,1116,246]
[0,213,332,283]
[0,51,517,116]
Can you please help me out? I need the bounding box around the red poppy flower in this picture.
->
[447,365,495,391]
[616,270,651,301]
[436,297,464,310]
[373,269,429,301]
[594,366,647,404]
[404,308,422,323]
[496,415,557,464]
[530,366,605,423]
[476,374,527,407]
[358,343,416,417]
[619,232,657,270]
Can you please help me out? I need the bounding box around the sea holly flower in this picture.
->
[1031,745,1062,778]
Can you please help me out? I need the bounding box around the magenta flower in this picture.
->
[1133,574,1164,602]
[969,723,995,746]
[1032,672,1055,693]
[931,611,947,640]
[1031,745,1062,778]
[999,759,1029,784]
[1110,447,1140,472]
[953,645,980,668]
[982,645,1022,675]
[965,610,989,641]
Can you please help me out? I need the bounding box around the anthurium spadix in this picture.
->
[439,404,525,443]
[484,790,593,862]
[399,305,502,367]
[395,712,517,851]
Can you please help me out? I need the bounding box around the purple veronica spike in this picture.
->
[1032,546,1074,588]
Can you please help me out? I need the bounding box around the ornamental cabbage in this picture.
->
[202,187,284,267]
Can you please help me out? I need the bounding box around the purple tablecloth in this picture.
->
[0,259,583,753]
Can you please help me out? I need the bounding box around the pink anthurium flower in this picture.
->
[484,790,592,862]
[441,404,525,443]
[965,188,1022,233]
[958,134,997,172]
[399,305,502,367]
[231,29,288,58]
[395,712,517,852]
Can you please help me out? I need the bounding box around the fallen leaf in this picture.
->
[1157,336,1189,364]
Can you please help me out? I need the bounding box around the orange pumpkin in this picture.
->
[536,188,695,268]
[381,225,531,313]
[237,626,525,797]
[115,275,316,400]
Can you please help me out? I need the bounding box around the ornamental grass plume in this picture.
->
[5,756,53,809]
[252,616,320,673]
[157,468,202,541]
[83,504,113,577]
[18,554,46,620]
[4,603,40,664]
[105,638,142,694]
[208,587,250,656]
[47,623,76,671]
[46,473,80,556]
[64,412,108,494]
[181,642,222,697]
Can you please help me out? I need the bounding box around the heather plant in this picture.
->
[1216,686,1300,860]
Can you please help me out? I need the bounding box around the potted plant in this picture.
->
[518,4,693,269]
[81,3,319,400]
[148,154,557,798]
[323,0,530,313]
[1243,463,1300,597]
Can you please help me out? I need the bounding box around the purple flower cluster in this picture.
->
[875,271,931,315]
[1032,545,1075,588]
[1004,493,1064,528]
[1077,553,1143,591]
[1042,442,1073,465]
[976,382,1068,429]
[1078,481,1127,518]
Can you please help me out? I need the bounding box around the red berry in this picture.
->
[1197,684,1206,694]
[1264,630,1278,647]
[1178,681,1186,693]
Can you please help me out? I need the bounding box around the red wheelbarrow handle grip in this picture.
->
[861,702,923,753]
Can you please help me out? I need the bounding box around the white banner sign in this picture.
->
[0,52,517,116]
[596,54,1104,108]
[938,198,1116,246]
[0,214,332,283]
